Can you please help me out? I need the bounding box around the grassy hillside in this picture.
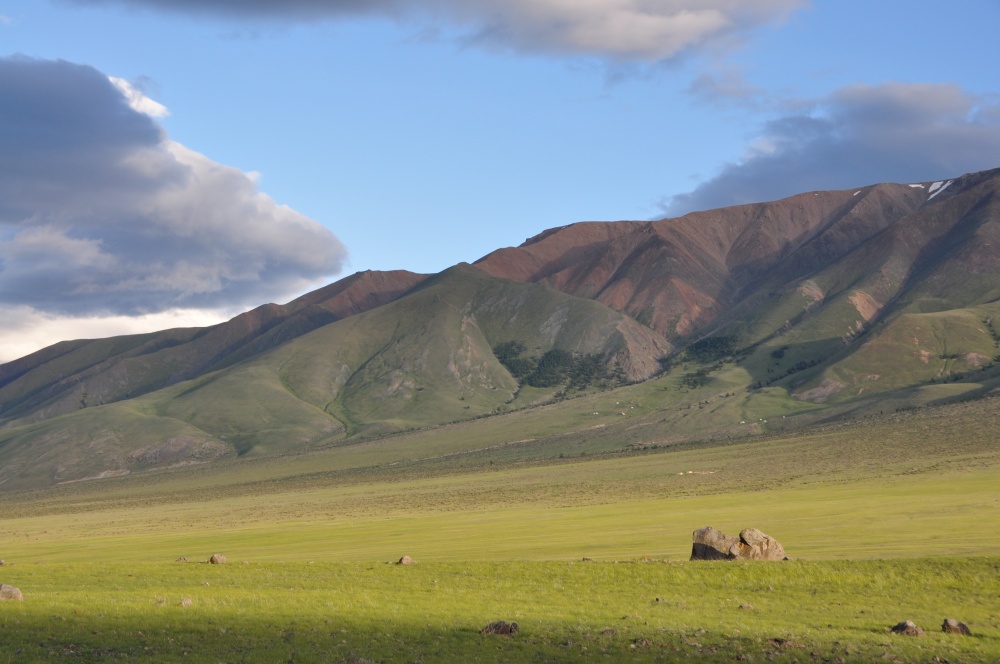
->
[0,270,429,429]
[2,390,998,562]
[0,265,671,488]
[1,393,998,662]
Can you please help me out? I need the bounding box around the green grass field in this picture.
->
[1,559,997,663]
[2,394,999,661]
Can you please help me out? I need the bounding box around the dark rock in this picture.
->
[480,621,519,636]
[942,618,971,635]
[690,526,787,560]
[690,526,740,560]
[397,555,413,565]
[890,620,924,636]
[0,584,24,601]
[209,554,227,564]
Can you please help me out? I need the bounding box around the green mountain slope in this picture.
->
[0,265,669,488]
[730,169,1000,401]
[0,270,428,427]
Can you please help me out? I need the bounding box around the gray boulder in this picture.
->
[690,526,787,561]
[209,554,227,564]
[942,618,971,635]
[690,526,740,560]
[890,620,924,636]
[0,584,23,601]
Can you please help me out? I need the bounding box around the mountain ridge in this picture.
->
[2,167,999,489]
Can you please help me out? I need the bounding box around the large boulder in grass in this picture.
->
[690,527,787,561]
[0,584,24,601]
[209,554,227,564]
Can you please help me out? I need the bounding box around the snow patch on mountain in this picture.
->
[927,180,954,201]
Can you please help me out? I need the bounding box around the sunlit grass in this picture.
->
[2,396,999,661]
[1,560,997,663]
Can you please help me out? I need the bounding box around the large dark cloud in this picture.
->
[62,0,806,61]
[664,82,1000,215]
[0,56,347,316]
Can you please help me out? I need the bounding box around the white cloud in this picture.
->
[663,82,1000,215]
[109,76,170,117]
[0,56,347,317]
[66,0,808,61]
[0,305,232,363]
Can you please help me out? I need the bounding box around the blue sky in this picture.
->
[2,0,1000,360]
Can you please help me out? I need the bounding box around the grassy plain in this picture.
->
[1,392,999,661]
[1,559,998,663]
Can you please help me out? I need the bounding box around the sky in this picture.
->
[2,0,1000,361]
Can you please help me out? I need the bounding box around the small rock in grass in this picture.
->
[175,556,188,562]
[209,554,227,564]
[942,618,972,635]
[397,555,413,565]
[0,560,6,566]
[180,598,193,607]
[739,603,754,611]
[480,621,519,636]
[890,620,924,636]
[0,583,24,601]
[582,557,593,562]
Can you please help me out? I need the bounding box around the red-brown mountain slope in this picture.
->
[475,183,931,339]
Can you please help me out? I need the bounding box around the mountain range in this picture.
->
[2,167,999,489]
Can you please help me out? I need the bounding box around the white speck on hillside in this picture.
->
[853,191,861,196]
[908,183,925,188]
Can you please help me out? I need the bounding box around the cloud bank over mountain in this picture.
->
[0,56,346,319]
[62,0,806,60]
[664,82,1000,215]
